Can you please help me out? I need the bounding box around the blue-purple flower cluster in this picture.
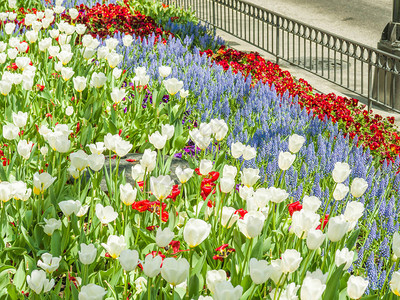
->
[111,31,400,293]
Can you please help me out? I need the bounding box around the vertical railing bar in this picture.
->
[292,29,295,63]
[347,51,350,88]
[367,51,372,111]
[361,60,364,93]
[276,16,280,64]
[354,57,356,91]
[309,32,312,70]
[334,42,337,82]
[315,35,318,73]
[340,51,343,86]
[303,31,306,68]
[384,63,387,105]
[287,28,289,60]
[298,31,300,69]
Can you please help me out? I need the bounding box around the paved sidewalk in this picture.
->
[213,1,400,128]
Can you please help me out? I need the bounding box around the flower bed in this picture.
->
[201,46,400,164]
[0,1,398,299]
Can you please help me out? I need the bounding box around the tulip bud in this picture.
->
[112,67,122,79]
[183,218,211,247]
[221,206,239,228]
[206,270,227,294]
[347,275,368,299]
[333,183,349,201]
[240,168,260,187]
[155,227,174,248]
[132,164,145,181]
[159,65,172,78]
[161,257,189,286]
[149,131,167,149]
[122,34,133,47]
[281,249,302,273]
[73,76,87,92]
[220,177,235,194]
[119,183,137,206]
[327,215,349,242]
[78,243,97,265]
[238,211,265,238]
[17,140,33,159]
[306,229,326,250]
[300,276,326,300]
[249,258,270,284]
[140,149,157,172]
[150,175,174,200]
[199,159,213,176]
[288,134,306,153]
[332,162,351,183]
[161,124,174,140]
[69,8,79,19]
[58,200,81,217]
[213,281,243,300]
[88,153,105,172]
[335,248,354,270]
[278,151,296,170]
[222,165,237,179]
[142,255,162,278]
[3,123,19,140]
[302,195,321,212]
[79,284,107,300]
[5,22,15,34]
[390,271,400,296]
[118,249,139,271]
[43,218,61,236]
[231,141,245,158]
[393,232,400,258]
[350,178,368,198]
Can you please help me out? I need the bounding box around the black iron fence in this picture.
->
[164,0,400,113]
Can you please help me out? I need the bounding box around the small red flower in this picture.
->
[287,201,303,216]
[234,208,248,219]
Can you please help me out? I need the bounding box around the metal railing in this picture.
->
[164,0,400,113]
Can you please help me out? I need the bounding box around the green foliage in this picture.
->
[126,0,197,25]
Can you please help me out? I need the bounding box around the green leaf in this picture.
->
[323,265,344,300]
[250,237,263,260]
[188,274,199,298]
[51,230,62,257]
[13,262,25,290]
[346,228,360,250]
[6,284,22,300]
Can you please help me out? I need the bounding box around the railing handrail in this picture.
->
[165,0,400,113]
[217,0,400,61]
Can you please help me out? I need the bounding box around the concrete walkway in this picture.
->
[213,0,400,127]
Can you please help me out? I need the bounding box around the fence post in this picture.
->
[368,56,372,111]
[212,0,216,29]
[276,16,280,64]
